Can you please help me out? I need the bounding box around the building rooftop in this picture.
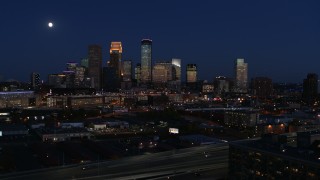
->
[36,127,89,135]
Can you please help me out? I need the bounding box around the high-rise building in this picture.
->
[251,77,273,99]
[66,62,78,72]
[303,73,318,104]
[122,60,132,82]
[214,76,233,95]
[172,58,181,81]
[152,61,173,83]
[88,45,102,90]
[171,58,181,90]
[186,64,197,83]
[109,42,122,78]
[65,62,87,87]
[141,39,152,83]
[102,67,118,92]
[235,58,248,93]
[80,58,89,68]
[30,72,40,89]
[63,70,75,88]
[135,63,141,84]
[74,66,86,87]
[48,74,66,88]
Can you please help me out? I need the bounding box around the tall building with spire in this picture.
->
[109,42,122,79]
[140,39,152,84]
[235,58,248,93]
[88,45,102,90]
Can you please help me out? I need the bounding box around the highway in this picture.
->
[0,143,229,180]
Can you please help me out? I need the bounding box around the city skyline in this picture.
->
[2,1,320,179]
[1,1,320,83]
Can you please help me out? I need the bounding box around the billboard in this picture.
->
[169,128,179,134]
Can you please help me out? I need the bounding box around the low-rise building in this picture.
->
[36,127,91,142]
[224,110,259,127]
[229,133,320,179]
[0,124,29,136]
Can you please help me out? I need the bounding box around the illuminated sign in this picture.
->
[169,128,179,134]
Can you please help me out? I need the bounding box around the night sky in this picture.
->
[1,0,320,83]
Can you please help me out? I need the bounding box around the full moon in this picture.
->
[48,22,53,28]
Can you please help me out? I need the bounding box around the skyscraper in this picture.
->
[235,58,248,93]
[303,73,318,104]
[171,58,181,90]
[65,62,78,87]
[141,39,152,83]
[186,64,197,83]
[102,67,118,92]
[186,64,198,91]
[109,42,122,79]
[214,76,233,95]
[122,60,132,82]
[135,63,141,84]
[30,72,40,89]
[66,62,78,72]
[172,58,181,82]
[80,58,89,68]
[152,61,173,84]
[48,74,66,88]
[74,66,86,87]
[63,70,75,88]
[88,45,102,90]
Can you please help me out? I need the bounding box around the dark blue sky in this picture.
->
[1,0,320,83]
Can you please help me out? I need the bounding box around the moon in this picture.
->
[48,22,53,28]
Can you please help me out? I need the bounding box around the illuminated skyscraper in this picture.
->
[186,64,197,83]
[172,58,181,80]
[171,58,181,89]
[110,42,122,72]
[88,45,102,90]
[141,39,152,83]
[108,42,122,88]
[135,63,141,83]
[152,61,173,83]
[109,42,122,79]
[122,60,132,82]
[235,58,248,93]
[74,66,86,87]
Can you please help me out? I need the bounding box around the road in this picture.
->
[0,143,229,180]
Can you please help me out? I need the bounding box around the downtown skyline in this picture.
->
[1,0,320,82]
